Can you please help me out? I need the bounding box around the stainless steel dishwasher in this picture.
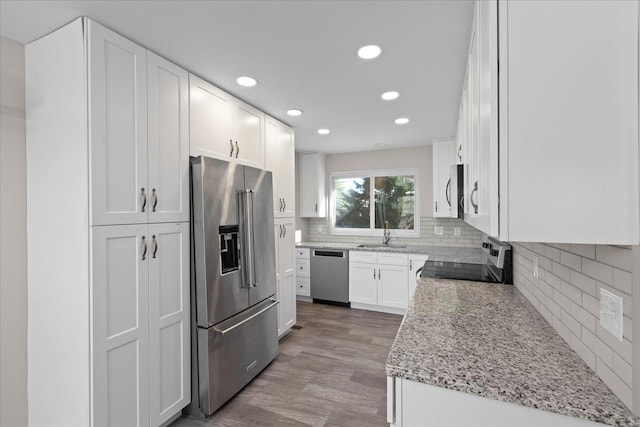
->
[310,249,350,305]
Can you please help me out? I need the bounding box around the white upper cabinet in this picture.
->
[299,153,326,217]
[89,21,148,226]
[498,0,639,244]
[456,0,638,244]
[189,74,265,168]
[189,74,232,161]
[232,99,265,168]
[432,140,455,217]
[147,52,190,223]
[265,116,295,218]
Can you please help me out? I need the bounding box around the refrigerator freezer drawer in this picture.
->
[197,299,279,416]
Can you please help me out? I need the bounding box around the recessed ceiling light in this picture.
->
[357,45,382,60]
[395,117,410,125]
[287,109,303,117]
[236,76,257,87]
[381,91,399,101]
[375,143,387,148]
[317,129,330,135]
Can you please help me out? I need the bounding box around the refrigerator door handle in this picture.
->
[213,299,279,336]
[240,189,257,288]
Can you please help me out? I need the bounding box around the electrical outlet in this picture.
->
[600,288,623,341]
[434,226,444,236]
[533,256,539,279]
[454,227,461,236]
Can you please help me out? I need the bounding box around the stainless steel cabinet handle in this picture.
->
[280,198,284,212]
[373,269,376,279]
[152,188,158,212]
[141,188,147,212]
[283,199,286,210]
[214,300,279,336]
[152,235,158,259]
[378,269,381,279]
[458,145,462,162]
[435,201,438,212]
[470,181,479,214]
[282,225,287,238]
[445,179,451,207]
[235,141,239,158]
[141,236,147,261]
[229,139,234,157]
[315,203,318,213]
[410,260,413,271]
[279,224,283,238]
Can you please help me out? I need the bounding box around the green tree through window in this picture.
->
[333,172,416,232]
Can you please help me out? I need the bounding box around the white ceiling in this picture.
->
[0,0,474,154]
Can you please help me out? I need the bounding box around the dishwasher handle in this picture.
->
[313,250,345,258]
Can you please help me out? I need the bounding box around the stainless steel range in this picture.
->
[420,237,513,284]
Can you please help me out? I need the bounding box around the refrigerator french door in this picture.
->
[190,156,279,416]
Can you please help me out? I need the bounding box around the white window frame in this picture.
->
[329,169,420,237]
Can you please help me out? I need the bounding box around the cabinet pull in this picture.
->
[282,225,287,238]
[141,188,147,212]
[410,260,413,271]
[445,179,451,207]
[315,203,318,213]
[152,188,158,212]
[279,224,283,238]
[373,269,376,279]
[141,236,147,261]
[458,145,462,162]
[435,201,438,212]
[283,199,286,211]
[470,181,479,214]
[229,139,234,157]
[235,141,239,158]
[280,198,284,212]
[378,269,381,279]
[152,235,158,259]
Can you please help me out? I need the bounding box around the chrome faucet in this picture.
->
[383,220,391,246]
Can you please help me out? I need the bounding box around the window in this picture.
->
[331,170,418,236]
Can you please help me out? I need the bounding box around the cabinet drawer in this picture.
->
[296,248,310,259]
[296,277,310,297]
[296,260,310,277]
[377,253,408,266]
[349,251,377,264]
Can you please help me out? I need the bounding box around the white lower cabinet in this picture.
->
[388,377,600,426]
[92,224,150,427]
[349,251,408,314]
[92,222,190,426]
[407,254,428,301]
[295,248,311,297]
[274,218,296,336]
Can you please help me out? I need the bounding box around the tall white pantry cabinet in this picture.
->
[25,18,190,427]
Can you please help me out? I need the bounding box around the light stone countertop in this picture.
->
[296,242,487,264]
[386,278,639,426]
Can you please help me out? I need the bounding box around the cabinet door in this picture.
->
[265,118,281,216]
[349,262,378,305]
[189,74,232,160]
[279,126,295,217]
[378,265,409,309]
[432,140,455,217]
[91,224,149,427]
[276,219,296,336]
[232,99,264,169]
[300,153,326,217]
[464,9,481,225]
[148,222,190,426]
[89,21,148,226]
[147,53,190,223]
[407,255,428,301]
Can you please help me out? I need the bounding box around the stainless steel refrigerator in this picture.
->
[190,156,279,416]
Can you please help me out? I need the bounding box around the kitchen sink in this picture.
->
[357,244,407,249]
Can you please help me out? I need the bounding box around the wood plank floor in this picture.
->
[171,301,403,427]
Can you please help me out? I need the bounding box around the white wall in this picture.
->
[0,35,28,427]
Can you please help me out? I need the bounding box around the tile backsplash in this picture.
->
[306,216,483,247]
[512,243,633,409]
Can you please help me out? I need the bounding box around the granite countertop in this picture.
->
[386,278,639,426]
[296,242,487,264]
